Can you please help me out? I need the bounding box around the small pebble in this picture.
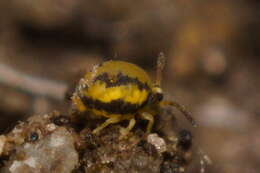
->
[147,133,167,153]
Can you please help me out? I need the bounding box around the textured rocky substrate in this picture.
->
[0,111,193,173]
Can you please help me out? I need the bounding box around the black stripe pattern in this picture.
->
[94,72,150,90]
[80,72,152,114]
[81,96,151,114]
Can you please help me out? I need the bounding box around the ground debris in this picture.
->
[0,111,193,173]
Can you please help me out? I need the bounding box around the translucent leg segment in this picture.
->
[141,112,154,133]
[120,117,136,138]
[93,115,122,134]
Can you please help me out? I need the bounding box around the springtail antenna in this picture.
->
[156,52,166,86]
[161,100,198,127]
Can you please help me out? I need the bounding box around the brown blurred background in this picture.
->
[0,0,259,173]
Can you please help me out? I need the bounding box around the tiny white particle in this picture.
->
[24,143,32,149]
[9,161,23,172]
[24,157,37,168]
[147,133,167,153]
[46,123,56,132]
[43,114,49,119]
[49,136,65,147]
[12,127,23,134]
